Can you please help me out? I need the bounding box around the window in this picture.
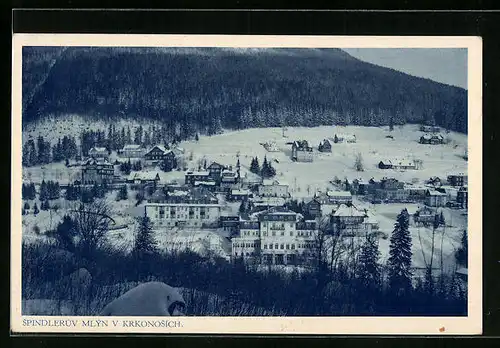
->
[263,244,267,249]
[291,244,295,250]
[286,244,290,250]
[290,231,294,236]
[263,231,267,237]
[280,244,284,250]
[269,244,273,249]
[281,231,285,236]
[290,223,294,228]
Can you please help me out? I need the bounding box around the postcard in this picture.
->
[11,34,482,335]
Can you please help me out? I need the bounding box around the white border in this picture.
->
[11,34,483,335]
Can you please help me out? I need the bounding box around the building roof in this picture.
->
[332,204,366,217]
[133,172,160,181]
[231,189,251,195]
[427,189,447,196]
[421,133,444,140]
[194,181,216,186]
[380,158,415,167]
[186,170,210,176]
[292,140,312,150]
[122,144,142,150]
[83,158,113,166]
[326,190,352,198]
[147,145,168,154]
[90,147,107,153]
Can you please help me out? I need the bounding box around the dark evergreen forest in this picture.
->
[22,47,468,135]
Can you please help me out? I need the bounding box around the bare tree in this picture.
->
[354,152,364,172]
[71,199,114,258]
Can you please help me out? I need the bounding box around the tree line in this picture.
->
[23,47,468,136]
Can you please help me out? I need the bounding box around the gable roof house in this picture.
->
[291,140,314,162]
[88,147,109,159]
[144,145,168,163]
[425,189,448,207]
[413,206,437,226]
[318,139,332,152]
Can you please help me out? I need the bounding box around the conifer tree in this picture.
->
[455,230,468,268]
[133,214,158,256]
[387,208,413,296]
[357,237,381,291]
[33,202,39,215]
[24,202,30,211]
[250,157,260,175]
[39,180,48,201]
[117,185,128,201]
[41,199,50,211]
[195,133,199,141]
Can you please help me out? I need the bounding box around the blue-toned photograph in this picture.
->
[21,46,468,317]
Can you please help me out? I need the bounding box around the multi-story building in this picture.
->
[425,189,448,207]
[88,147,109,160]
[314,190,353,205]
[120,144,145,159]
[447,173,468,187]
[207,162,227,181]
[258,179,289,198]
[419,133,444,145]
[185,170,211,185]
[457,186,468,209]
[81,158,115,185]
[231,207,317,266]
[330,204,374,236]
[291,140,314,162]
[144,187,221,228]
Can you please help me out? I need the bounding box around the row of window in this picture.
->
[154,206,207,212]
[241,230,314,237]
[233,242,315,250]
[155,214,209,220]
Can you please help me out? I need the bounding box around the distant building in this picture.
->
[207,162,227,181]
[291,140,314,162]
[88,147,109,160]
[258,179,290,198]
[144,145,168,166]
[330,204,376,237]
[374,177,409,202]
[220,169,240,191]
[447,173,468,187]
[145,187,221,228]
[185,171,211,185]
[378,158,418,170]
[425,189,448,207]
[406,184,429,201]
[81,158,115,185]
[419,133,444,145]
[333,133,356,143]
[413,206,436,226]
[261,141,280,152]
[457,186,468,209]
[318,139,332,152]
[120,144,145,158]
[420,125,441,133]
[231,207,317,266]
[352,178,368,195]
[229,189,252,201]
[314,190,353,205]
[219,216,240,236]
[129,172,161,186]
[193,180,217,192]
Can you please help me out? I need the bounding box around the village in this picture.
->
[21,122,468,279]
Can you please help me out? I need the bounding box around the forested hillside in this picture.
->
[22,47,468,136]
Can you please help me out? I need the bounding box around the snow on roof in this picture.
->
[332,204,366,217]
[381,158,415,166]
[134,172,160,181]
[186,171,210,176]
[194,181,215,186]
[90,147,107,153]
[363,213,379,224]
[231,189,251,195]
[123,144,141,150]
[326,190,352,197]
[427,190,447,196]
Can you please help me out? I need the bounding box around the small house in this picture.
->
[262,141,280,152]
[81,158,114,185]
[420,125,441,133]
[131,172,161,186]
[318,139,332,152]
[378,158,417,170]
[88,147,108,160]
[413,206,436,226]
[425,189,448,207]
[419,133,444,145]
[333,133,356,143]
[291,140,314,162]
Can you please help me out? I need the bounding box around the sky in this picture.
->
[342,48,468,90]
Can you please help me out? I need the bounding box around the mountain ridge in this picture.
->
[22,47,467,135]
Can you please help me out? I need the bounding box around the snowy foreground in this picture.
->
[22,122,468,272]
